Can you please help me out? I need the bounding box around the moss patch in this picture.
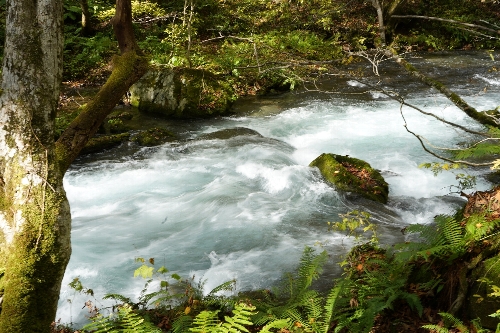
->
[80,133,131,154]
[131,127,176,146]
[197,127,262,140]
[309,153,389,204]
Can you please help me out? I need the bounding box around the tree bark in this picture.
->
[0,0,70,332]
[385,0,408,18]
[370,0,386,46]
[56,0,148,172]
[80,0,92,34]
[0,0,148,331]
[388,47,499,128]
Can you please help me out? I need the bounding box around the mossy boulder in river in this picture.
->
[131,127,176,146]
[80,133,131,155]
[198,127,263,140]
[310,153,389,204]
[130,67,236,119]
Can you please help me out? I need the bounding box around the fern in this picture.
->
[189,310,221,333]
[186,302,288,333]
[220,303,255,332]
[172,315,194,333]
[82,304,161,333]
[422,312,471,333]
[258,319,291,333]
[404,215,467,261]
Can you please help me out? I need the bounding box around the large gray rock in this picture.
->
[130,67,236,119]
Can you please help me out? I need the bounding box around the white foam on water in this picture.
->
[475,74,500,86]
[58,60,500,327]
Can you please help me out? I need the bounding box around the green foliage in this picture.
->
[95,0,167,22]
[329,210,378,244]
[184,303,289,333]
[63,31,116,80]
[82,304,162,333]
[422,312,474,333]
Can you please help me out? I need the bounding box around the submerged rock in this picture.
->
[130,67,236,119]
[131,127,176,146]
[81,133,130,155]
[197,127,263,140]
[309,153,389,204]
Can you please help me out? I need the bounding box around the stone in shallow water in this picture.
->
[309,153,389,204]
[197,127,263,140]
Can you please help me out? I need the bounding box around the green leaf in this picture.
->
[134,264,154,279]
[157,265,169,274]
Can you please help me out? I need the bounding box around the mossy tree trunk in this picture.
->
[0,0,147,331]
[0,0,70,332]
[56,0,148,173]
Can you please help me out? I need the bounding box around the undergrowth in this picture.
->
[66,202,500,333]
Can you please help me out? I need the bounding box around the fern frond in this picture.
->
[208,280,236,296]
[81,313,116,333]
[103,293,134,304]
[296,247,328,294]
[172,315,194,333]
[221,303,255,333]
[258,318,291,333]
[439,312,469,332]
[440,215,463,247]
[321,279,350,333]
[119,305,162,332]
[421,324,453,333]
[189,310,221,333]
[400,292,423,317]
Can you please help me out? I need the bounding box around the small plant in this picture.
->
[328,210,378,245]
[422,312,487,333]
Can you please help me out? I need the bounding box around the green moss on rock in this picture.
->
[131,127,176,146]
[80,133,131,155]
[197,127,262,140]
[309,153,389,204]
[130,67,236,119]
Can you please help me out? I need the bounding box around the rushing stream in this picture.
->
[57,51,500,326]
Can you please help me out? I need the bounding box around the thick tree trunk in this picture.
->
[0,0,147,331]
[0,0,70,332]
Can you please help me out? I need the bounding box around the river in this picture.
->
[56,51,500,326]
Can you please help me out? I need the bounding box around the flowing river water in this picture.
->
[57,51,500,326]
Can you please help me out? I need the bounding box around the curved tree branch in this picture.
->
[388,47,500,128]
